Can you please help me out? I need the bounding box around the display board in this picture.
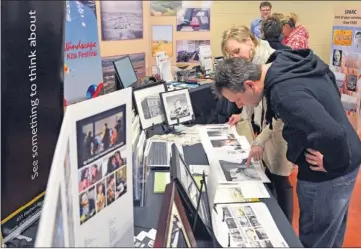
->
[1,1,65,242]
[329,6,361,134]
[36,88,134,247]
[64,0,104,106]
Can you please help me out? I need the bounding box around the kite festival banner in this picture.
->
[329,6,361,136]
[1,1,65,242]
[64,0,104,106]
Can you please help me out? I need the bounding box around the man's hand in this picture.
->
[228,114,242,126]
[305,149,327,172]
[246,145,263,167]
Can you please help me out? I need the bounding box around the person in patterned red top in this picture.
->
[280,13,309,49]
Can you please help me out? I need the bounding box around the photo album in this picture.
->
[36,88,134,247]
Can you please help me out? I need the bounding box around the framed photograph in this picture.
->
[154,182,197,248]
[170,144,211,233]
[133,82,167,129]
[160,89,194,126]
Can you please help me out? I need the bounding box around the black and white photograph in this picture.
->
[161,89,194,126]
[243,206,255,217]
[248,216,261,227]
[225,218,238,229]
[244,228,258,241]
[238,216,251,227]
[332,49,342,67]
[133,82,167,129]
[354,30,361,48]
[255,228,269,240]
[259,240,274,248]
[210,139,240,148]
[347,74,357,92]
[207,131,236,140]
[219,160,262,182]
[99,1,143,41]
[230,229,244,243]
[76,105,126,168]
[222,207,232,218]
[250,241,261,247]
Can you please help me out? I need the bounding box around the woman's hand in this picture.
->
[228,114,242,126]
[246,145,264,167]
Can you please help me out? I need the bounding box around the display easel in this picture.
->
[191,172,217,248]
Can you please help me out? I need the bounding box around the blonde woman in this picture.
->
[220,25,294,222]
[280,13,309,49]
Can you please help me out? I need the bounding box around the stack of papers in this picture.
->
[134,229,157,248]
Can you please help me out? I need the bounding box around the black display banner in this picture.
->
[1,1,65,240]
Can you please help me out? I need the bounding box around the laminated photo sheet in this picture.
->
[134,229,157,248]
[214,203,288,248]
[67,88,134,247]
[198,125,270,185]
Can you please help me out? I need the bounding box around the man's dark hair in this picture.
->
[262,16,282,39]
[260,1,272,9]
[214,57,262,97]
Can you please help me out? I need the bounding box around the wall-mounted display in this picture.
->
[99,1,143,41]
[102,53,146,93]
[176,8,210,32]
[152,25,173,57]
[150,1,182,16]
[176,40,211,64]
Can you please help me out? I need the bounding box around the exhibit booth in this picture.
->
[1,0,361,248]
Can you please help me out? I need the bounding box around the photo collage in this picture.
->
[330,26,361,117]
[221,205,286,248]
[76,105,128,225]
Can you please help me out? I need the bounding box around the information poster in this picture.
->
[1,1,65,242]
[329,7,361,134]
[64,0,104,106]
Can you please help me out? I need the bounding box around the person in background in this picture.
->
[261,16,291,50]
[214,51,361,247]
[280,13,309,49]
[90,164,102,184]
[250,1,272,39]
[221,25,294,222]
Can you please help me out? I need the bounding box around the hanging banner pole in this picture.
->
[1,1,65,242]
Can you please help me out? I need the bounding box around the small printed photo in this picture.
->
[344,52,361,69]
[259,240,274,248]
[220,161,262,182]
[248,216,261,227]
[78,166,91,192]
[244,228,258,241]
[115,166,127,199]
[347,74,357,92]
[176,8,210,32]
[354,30,361,48]
[255,228,269,240]
[225,218,238,229]
[150,1,182,16]
[236,243,247,248]
[238,216,251,228]
[332,49,342,67]
[106,173,116,206]
[176,40,210,63]
[222,207,232,218]
[103,149,127,176]
[90,162,102,185]
[207,130,226,137]
[152,25,173,57]
[233,207,245,217]
[250,241,261,247]
[243,206,255,216]
[230,230,244,243]
[210,139,240,148]
[79,186,96,225]
[95,180,106,213]
[76,105,126,168]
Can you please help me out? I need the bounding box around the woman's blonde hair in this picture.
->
[221,25,259,58]
[280,12,298,27]
[272,12,284,20]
